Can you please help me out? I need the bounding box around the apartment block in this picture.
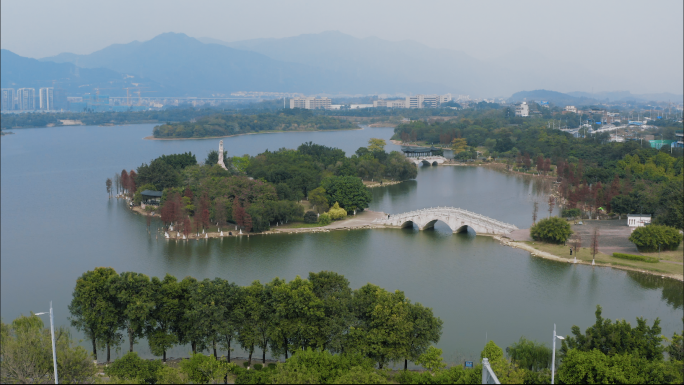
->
[405,94,452,108]
[39,87,54,110]
[289,97,332,110]
[16,88,36,110]
[373,99,407,108]
[1,88,15,111]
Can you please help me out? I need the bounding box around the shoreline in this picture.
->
[125,201,682,282]
[144,126,364,141]
[493,235,684,282]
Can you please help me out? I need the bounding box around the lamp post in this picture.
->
[35,301,58,384]
[551,323,565,384]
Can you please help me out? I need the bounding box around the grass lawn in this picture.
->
[523,241,684,275]
[641,249,683,263]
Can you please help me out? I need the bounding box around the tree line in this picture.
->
[68,268,442,370]
[392,110,683,229]
[152,109,357,138]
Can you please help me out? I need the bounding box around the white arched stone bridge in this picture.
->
[372,206,518,235]
[407,156,449,166]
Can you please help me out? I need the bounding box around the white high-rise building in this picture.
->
[39,87,54,110]
[373,99,408,108]
[515,102,529,117]
[289,97,332,110]
[405,94,452,108]
[1,88,15,111]
[16,88,36,110]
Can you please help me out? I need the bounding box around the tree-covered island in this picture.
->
[111,139,417,233]
[152,109,358,138]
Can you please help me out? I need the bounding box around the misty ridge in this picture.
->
[2,31,682,102]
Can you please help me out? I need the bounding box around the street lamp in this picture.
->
[551,323,565,384]
[35,301,58,384]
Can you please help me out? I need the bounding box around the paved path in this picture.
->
[273,210,386,233]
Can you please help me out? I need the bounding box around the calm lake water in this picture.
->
[1,124,682,364]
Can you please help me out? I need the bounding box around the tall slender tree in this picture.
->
[68,267,122,362]
[148,274,180,362]
[106,178,112,198]
[109,272,154,353]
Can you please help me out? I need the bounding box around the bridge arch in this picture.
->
[400,220,414,229]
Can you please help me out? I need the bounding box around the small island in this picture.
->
[151,109,358,139]
[109,138,417,235]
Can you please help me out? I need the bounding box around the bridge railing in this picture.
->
[373,206,517,231]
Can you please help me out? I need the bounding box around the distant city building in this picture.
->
[565,105,577,113]
[1,88,15,111]
[627,214,651,228]
[349,104,373,109]
[373,99,407,108]
[405,94,452,108]
[674,131,683,148]
[514,102,529,117]
[39,87,54,110]
[16,88,36,110]
[289,97,331,110]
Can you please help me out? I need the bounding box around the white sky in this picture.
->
[2,0,682,94]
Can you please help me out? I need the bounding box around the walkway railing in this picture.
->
[372,206,518,232]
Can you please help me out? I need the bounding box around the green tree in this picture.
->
[451,138,468,153]
[110,272,154,353]
[308,271,354,353]
[629,224,682,252]
[654,180,684,229]
[308,186,329,213]
[400,302,443,370]
[271,348,379,384]
[349,284,411,368]
[321,176,372,214]
[147,274,180,362]
[560,305,664,361]
[1,315,97,384]
[480,340,525,384]
[68,267,122,362]
[236,281,273,366]
[530,217,573,244]
[415,346,446,372]
[367,138,387,153]
[136,158,180,191]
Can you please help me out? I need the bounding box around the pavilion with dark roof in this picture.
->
[401,146,440,157]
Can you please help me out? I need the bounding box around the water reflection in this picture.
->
[627,271,683,309]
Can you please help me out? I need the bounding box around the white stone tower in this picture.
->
[218,140,228,170]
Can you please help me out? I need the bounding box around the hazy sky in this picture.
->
[2,0,682,94]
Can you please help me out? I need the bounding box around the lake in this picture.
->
[1,124,681,364]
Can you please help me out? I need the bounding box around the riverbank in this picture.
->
[495,234,684,282]
[144,126,363,141]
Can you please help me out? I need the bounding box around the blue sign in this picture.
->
[658,116,662,119]
[596,122,602,125]
[465,361,474,368]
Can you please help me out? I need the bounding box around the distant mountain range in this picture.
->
[1,31,680,101]
[509,89,683,106]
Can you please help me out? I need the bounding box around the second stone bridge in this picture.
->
[372,206,518,235]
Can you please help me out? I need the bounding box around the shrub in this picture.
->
[243,361,250,368]
[629,225,682,252]
[318,212,332,226]
[612,253,659,263]
[562,208,581,218]
[530,217,573,244]
[253,363,263,371]
[267,363,277,370]
[304,210,318,224]
[179,353,233,384]
[235,369,274,384]
[104,352,163,384]
[328,202,347,220]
